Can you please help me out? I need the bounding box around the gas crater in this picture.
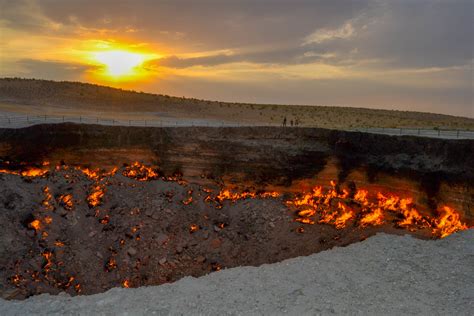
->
[0,124,472,300]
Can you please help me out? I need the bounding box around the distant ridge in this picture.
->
[1,78,473,130]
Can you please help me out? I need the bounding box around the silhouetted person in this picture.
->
[283,117,287,127]
[290,120,294,127]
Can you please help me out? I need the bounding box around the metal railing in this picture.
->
[0,114,473,139]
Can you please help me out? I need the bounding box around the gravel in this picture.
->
[1,229,472,316]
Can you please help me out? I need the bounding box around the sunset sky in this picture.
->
[0,0,472,117]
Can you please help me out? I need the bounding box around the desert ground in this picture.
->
[1,78,473,130]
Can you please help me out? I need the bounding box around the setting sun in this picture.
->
[93,50,147,77]
[84,43,159,83]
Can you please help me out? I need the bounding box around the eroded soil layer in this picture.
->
[0,124,472,299]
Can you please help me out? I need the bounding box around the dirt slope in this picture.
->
[1,78,473,129]
[0,230,472,315]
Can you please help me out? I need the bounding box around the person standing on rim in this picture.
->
[283,117,287,127]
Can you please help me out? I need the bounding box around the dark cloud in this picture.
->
[14,59,95,80]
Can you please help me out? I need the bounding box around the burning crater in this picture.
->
[0,124,472,299]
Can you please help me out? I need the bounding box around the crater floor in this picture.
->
[1,230,472,315]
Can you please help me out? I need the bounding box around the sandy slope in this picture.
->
[1,78,474,130]
[1,230,472,315]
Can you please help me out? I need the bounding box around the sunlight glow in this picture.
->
[94,50,147,77]
[84,41,159,83]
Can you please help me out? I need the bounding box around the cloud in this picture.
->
[0,0,472,116]
[11,59,96,80]
[303,22,355,45]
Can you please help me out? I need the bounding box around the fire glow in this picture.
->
[286,181,468,238]
[1,159,471,299]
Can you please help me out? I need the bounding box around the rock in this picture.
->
[127,247,137,256]
[151,212,160,220]
[213,225,221,232]
[176,246,183,254]
[158,258,167,265]
[195,255,206,263]
[145,209,153,217]
[156,233,168,245]
[210,238,222,249]
[96,252,103,259]
[1,288,21,300]
[88,231,97,238]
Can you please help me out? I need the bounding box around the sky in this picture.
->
[0,0,473,117]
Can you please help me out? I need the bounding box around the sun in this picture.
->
[93,50,147,77]
[92,50,152,79]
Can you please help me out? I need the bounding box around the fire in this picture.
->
[333,202,354,229]
[122,162,159,181]
[42,186,54,210]
[105,257,117,271]
[359,208,384,227]
[76,167,100,180]
[432,206,468,238]
[189,224,199,233]
[29,219,41,231]
[44,216,53,224]
[182,190,193,205]
[122,279,130,288]
[58,194,74,210]
[287,181,469,237]
[21,168,49,177]
[87,185,105,207]
[209,188,280,207]
[0,164,49,177]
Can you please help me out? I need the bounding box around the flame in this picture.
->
[333,202,354,229]
[44,216,53,225]
[21,168,49,177]
[189,224,199,233]
[287,181,469,237]
[58,194,74,210]
[105,257,117,271]
[29,219,41,231]
[122,162,159,181]
[87,185,105,207]
[359,207,384,227]
[76,167,100,180]
[209,189,280,207]
[432,206,468,238]
[122,279,130,288]
[42,186,54,210]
